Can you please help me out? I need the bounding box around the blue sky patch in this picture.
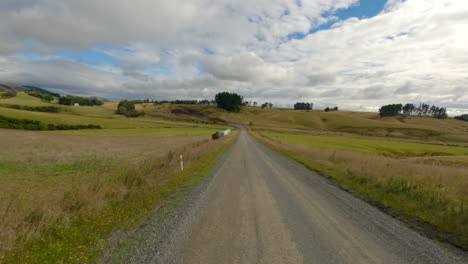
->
[60,50,118,65]
[288,0,388,40]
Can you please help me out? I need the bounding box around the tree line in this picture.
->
[379,103,448,119]
[0,115,101,130]
[324,106,338,112]
[58,95,103,106]
[261,102,273,108]
[1,104,59,113]
[454,114,468,122]
[294,102,313,110]
[27,90,54,102]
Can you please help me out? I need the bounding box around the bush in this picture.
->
[0,115,101,130]
[2,90,17,98]
[27,91,53,102]
[1,104,60,113]
[212,132,221,140]
[47,124,102,130]
[116,100,144,117]
[58,95,103,106]
[0,116,41,130]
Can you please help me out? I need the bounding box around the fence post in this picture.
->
[180,154,184,171]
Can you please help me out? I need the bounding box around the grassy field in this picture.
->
[0,93,236,263]
[264,132,468,158]
[253,130,468,249]
[145,100,467,249]
[2,94,467,259]
[145,104,468,143]
[0,93,227,130]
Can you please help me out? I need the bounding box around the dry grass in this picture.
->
[145,104,468,143]
[0,128,236,263]
[0,129,207,164]
[254,131,468,249]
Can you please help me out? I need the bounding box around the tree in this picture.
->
[379,104,402,117]
[455,114,468,122]
[253,102,257,107]
[58,95,103,106]
[198,99,210,105]
[294,102,312,110]
[261,102,272,108]
[27,90,53,102]
[402,103,415,116]
[116,100,143,117]
[214,92,243,112]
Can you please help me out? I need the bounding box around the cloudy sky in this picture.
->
[0,0,467,114]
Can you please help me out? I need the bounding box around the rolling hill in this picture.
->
[144,104,468,144]
[0,82,59,96]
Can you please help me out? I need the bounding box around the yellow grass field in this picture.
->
[0,93,236,263]
[145,104,468,143]
[252,128,468,249]
[141,102,468,249]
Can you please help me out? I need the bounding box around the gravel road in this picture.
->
[126,129,467,264]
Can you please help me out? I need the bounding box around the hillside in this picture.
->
[0,92,228,131]
[0,82,58,96]
[144,104,468,144]
[0,82,29,92]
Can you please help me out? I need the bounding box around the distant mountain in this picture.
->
[0,82,60,97]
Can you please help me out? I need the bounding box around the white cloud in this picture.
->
[0,0,467,113]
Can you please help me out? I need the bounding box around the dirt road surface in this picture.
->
[128,129,467,264]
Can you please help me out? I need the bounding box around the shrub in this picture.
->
[2,90,17,98]
[0,116,40,130]
[212,132,221,140]
[58,95,103,106]
[116,100,144,117]
[0,115,101,130]
[0,104,60,113]
[27,91,53,102]
[47,124,102,130]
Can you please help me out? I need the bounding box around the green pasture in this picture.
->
[264,132,468,158]
[53,127,224,137]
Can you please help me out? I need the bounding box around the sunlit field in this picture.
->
[253,130,468,249]
[0,93,236,263]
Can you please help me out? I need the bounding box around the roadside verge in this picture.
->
[102,131,238,264]
[251,131,468,252]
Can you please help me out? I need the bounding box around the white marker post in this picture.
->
[180,154,184,171]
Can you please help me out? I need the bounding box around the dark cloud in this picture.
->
[353,86,386,100]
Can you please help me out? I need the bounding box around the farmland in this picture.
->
[248,115,468,249]
[145,104,468,143]
[0,93,235,263]
[145,103,468,249]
